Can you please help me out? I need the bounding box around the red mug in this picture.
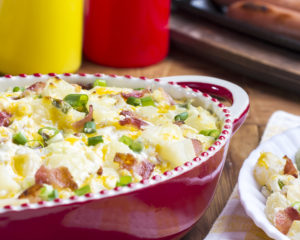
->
[83,0,170,67]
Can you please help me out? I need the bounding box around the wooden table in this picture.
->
[79,48,300,239]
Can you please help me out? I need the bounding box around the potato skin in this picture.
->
[227,1,300,40]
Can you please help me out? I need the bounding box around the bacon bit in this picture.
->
[97,166,103,176]
[114,153,137,171]
[134,161,155,179]
[174,120,185,126]
[191,139,203,156]
[72,105,93,129]
[159,87,176,105]
[119,118,148,129]
[120,110,135,118]
[275,207,300,234]
[35,165,78,190]
[18,184,43,203]
[114,153,154,179]
[284,156,298,178]
[119,110,148,129]
[0,111,11,127]
[26,81,46,93]
[78,83,93,90]
[121,89,149,99]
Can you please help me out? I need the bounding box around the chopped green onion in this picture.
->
[116,176,132,187]
[178,101,191,109]
[208,129,220,139]
[38,127,59,141]
[75,185,91,196]
[93,79,107,87]
[13,132,27,145]
[83,121,96,134]
[200,129,211,136]
[88,135,103,146]
[293,202,300,213]
[63,94,89,112]
[13,86,25,92]
[278,179,285,190]
[39,184,58,201]
[119,135,143,153]
[119,135,133,146]
[200,129,220,139]
[174,112,188,122]
[134,88,145,90]
[52,99,71,114]
[48,189,59,201]
[126,97,141,106]
[129,141,143,153]
[141,96,155,107]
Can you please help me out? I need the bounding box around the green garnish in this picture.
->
[39,184,58,201]
[116,176,132,187]
[174,112,188,122]
[292,202,300,213]
[93,79,107,87]
[63,94,89,112]
[208,129,220,139]
[13,86,25,92]
[52,99,71,114]
[129,141,143,153]
[278,179,285,190]
[13,132,27,145]
[38,127,59,141]
[134,88,145,90]
[200,129,220,139]
[141,96,155,107]
[126,97,141,106]
[119,135,134,146]
[119,135,143,153]
[179,101,191,109]
[75,185,91,196]
[88,135,103,146]
[83,121,96,134]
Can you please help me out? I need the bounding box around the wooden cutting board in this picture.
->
[170,12,300,92]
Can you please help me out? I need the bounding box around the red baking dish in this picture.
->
[0,74,249,240]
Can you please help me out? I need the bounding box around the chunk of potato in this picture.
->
[288,220,300,240]
[157,138,196,168]
[45,141,100,185]
[287,182,300,203]
[41,78,78,99]
[0,165,20,198]
[254,152,286,187]
[185,106,218,132]
[265,192,289,224]
[12,152,42,178]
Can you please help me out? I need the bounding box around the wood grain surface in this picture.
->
[170,12,300,92]
[79,48,300,239]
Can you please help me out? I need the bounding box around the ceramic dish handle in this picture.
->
[157,75,250,134]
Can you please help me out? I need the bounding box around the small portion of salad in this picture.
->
[254,150,300,239]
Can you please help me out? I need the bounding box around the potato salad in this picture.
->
[254,152,300,239]
[0,78,220,206]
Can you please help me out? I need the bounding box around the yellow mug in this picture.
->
[0,0,83,75]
